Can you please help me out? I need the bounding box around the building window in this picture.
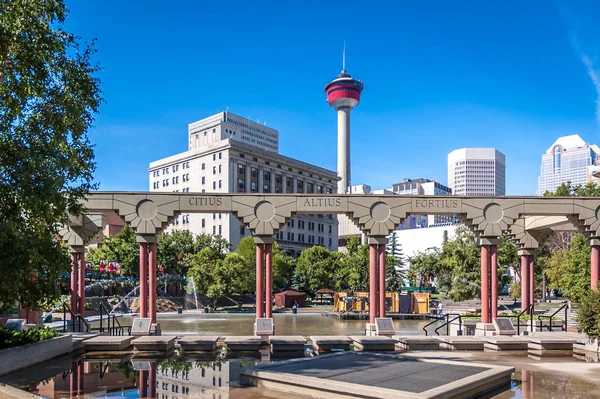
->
[238,178,246,192]
[202,163,205,170]
[218,165,222,173]
[286,177,293,193]
[240,225,244,235]
[213,181,216,189]
[218,225,222,235]
[202,176,206,184]
[275,174,282,193]
[238,164,246,175]
[213,154,216,161]
[297,180,304,193]
[251,167,258,179]
[218,180,222,188]
[202,219,205,228]
[251,181,258,192]
[213,226,216,234]
[307,182,314,193]
[213,166,216,174]
[317,185,323,194]
[219,152,222,159]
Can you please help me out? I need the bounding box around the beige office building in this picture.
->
[448,148,506,196]
[149,112,338,254]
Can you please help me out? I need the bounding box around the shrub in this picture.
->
[577,289,600,340]
[0,326,58,350]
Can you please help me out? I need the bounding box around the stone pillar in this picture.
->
[270,169,276,193]
[77,253,85,317]
[245,162,251,193]
[589,238,600,290]
[149,242,157,324]
[369,243,377,324]
[265,243,273,318]
[480,245,490,323]
[255,241,264,319]
[70,253,78,314]
[490,245,498,320]
[139,242,148,318]
[529,255,535,307]
[258,166,264,193]
[519,251,531,314]
[378,244,386,318]
[139,370,148,398]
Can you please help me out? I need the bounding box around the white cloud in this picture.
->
[579,53,600,126]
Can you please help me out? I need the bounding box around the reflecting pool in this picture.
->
[2,351,599,398]
[89,312,432,336]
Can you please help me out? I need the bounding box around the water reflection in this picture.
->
[3,352,600,398]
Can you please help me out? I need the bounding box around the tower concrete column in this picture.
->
[255,240,264,319]
[70,253,78,314]
[490,245,498,320]
[148,242,157,324]
[378,244,386,318]
[588,238,600,290]
[265,243,273,318]
[77,252,85,317]
[369,243,377,324]
[337,107,351,193]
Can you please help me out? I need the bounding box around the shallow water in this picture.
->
[91,312,433,336]
[2,352,599,399]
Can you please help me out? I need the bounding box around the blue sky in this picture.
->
[64,0,600,195]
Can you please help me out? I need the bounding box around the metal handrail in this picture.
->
[537,303,568,332]
[98,303,124,335]
[434,314,463,336]
[62,303,89,333]
[516,304,534,335]
[423,314,446,336]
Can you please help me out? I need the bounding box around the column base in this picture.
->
[151,323,162,336]
[475,323,496,336]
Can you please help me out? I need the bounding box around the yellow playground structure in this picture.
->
[333,291,430,314]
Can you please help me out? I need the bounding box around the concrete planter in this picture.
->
[585,338,600,353]
[0,335,72,376]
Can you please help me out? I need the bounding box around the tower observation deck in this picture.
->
[325,69,364,194]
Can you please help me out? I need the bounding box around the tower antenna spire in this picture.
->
[342,41,346,72]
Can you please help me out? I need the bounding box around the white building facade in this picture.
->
[390,178,455,228]
[537,134,599,195]
[149,113,338,255]
[447,148,506,196]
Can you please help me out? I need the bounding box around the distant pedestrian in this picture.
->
[437,302,443,315]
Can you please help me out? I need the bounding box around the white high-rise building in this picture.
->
[391,178,455,228]
[447,148,506,196]
[537,134,600,195]
[149,112,339,255]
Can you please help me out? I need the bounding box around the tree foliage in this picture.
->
[0,0,102,307]
[295,246,339,294]
[577,289,600,340]
[86,225,138,276]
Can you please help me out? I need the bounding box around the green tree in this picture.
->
[337,235,369,291]
[562,233,591,302]
[186,249,252,308]
[86,225,138,276]
[386,232,406,290]
[157,230,196,276]
[438,227,481,301]
[295,246,338,294]
[409,248,446,288]
[0,0,102,308]
[577,289,600,340]
[234,236,296,290]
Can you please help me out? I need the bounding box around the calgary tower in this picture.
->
[324,47,364,194]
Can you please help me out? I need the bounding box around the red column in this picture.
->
[592,245,600,290]
[78,253,85,317]
[139,370,148,398]
[148,242,157,324]
[265,244,273,319]
[139,243,148,318]
[69,361,77,399]
[70,253,78,314]
[256,244,264,319]
[490,245,498,320]
[369,244,377,324]
[521,255,530,315]
[149,363,157,399]
[480,245,490,323]
[529,255,535,308]
[77,361,84,398]
[378,244,386,318]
